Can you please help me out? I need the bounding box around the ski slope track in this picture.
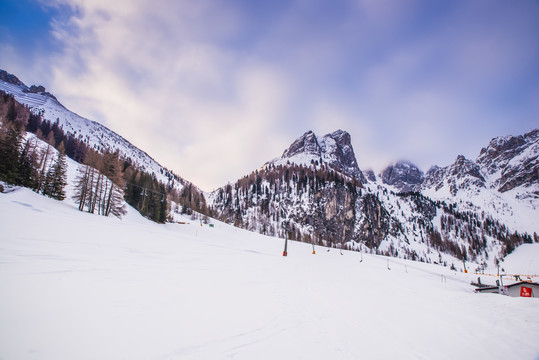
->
[1,186,538,360]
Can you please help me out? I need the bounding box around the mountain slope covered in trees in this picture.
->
[209,129,538,271]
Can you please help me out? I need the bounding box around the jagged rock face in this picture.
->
[380,161,424,192]
[354,193,393,248]
[364,169,377,182]
[278,129,366,183]
[423,155,485,196]
[426,165,440,176]
[476,129,538,192]
[282,131,320,158]
[0,69,24,86]
[28,85,46,93]
[306,183,358,244]
[320,130,365,182]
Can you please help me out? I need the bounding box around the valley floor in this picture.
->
[1,188,538,360]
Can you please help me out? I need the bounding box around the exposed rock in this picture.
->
[0,69,25,87]
[319,130,366,182]
[27,85,46,93]
[275,129,366,183]
[364,169,377,182]
[380,161,424,192]
[282,130,320,158]
[423,155,485,196]
[476,129,538,192]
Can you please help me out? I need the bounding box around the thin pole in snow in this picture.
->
[283,237,288,256]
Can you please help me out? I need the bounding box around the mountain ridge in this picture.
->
[0,68,195,194]
[1,68,537,268]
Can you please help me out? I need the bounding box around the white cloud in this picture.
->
[25,0,296,190]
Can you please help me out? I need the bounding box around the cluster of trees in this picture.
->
[211,162,361,243]
[124,167,167,223]
[0,91,175,222]
[214,163,359,212]
[0,93,67,200]
[73,151,126,218]
[390,191,537,263]
[168,183,208,217]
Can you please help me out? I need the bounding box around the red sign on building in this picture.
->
[520,286,532,297]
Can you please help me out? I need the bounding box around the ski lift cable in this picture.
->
[368,254,470,285]
[124,181,167,197]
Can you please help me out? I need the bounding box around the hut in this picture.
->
[474,281,539,298]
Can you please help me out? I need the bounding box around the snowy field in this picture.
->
[1,188,538,360]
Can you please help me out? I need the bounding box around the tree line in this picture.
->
[0,91,179,222]
[0,92,67,200]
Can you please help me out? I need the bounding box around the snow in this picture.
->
[0,79,184,192]
[499,244,539,276]
[1,187,539,359]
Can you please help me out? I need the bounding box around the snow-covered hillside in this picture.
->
[209,129,538,275]
[1,186,538,360]
[419,129,538,235]
[0,74,186,191]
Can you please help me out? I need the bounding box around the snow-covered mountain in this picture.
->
[0,69,187,191]
[477,129,538,193]
[421,129,538,235]
[422,155,486,195]
[209,129,538,270]
[266,130,366,183]
[380,160,424,192]
[2,68,537,269]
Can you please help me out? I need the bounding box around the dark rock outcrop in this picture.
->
[380,161,424,192]
[364,169,377,182]
[278,129,366,183]
[0,69,25,86]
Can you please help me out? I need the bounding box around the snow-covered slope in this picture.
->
[210,129,538,273]
[1,187,538,360]
[422,129,539,235]
[0,71,186,190]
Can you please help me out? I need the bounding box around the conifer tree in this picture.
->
[43,149,67,200]
[73,165,91,211]
[0,124,23,184]
[18,138,39,189]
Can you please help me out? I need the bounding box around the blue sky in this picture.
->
[1,0,538,191]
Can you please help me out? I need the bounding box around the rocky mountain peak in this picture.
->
[476,129,538,192]
[451,156,484,182]
[380,161,424,192]
[364,169,377,182]
[426,165,440,176]
[275,129,365,182]
[422,155,485,196]
[281,130,320,158]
